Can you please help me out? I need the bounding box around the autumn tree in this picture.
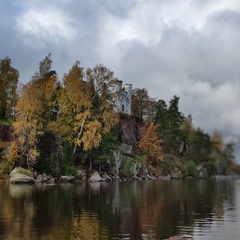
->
[5,141,20,166]
[211,131,236,175]
[0,57,19,122]
[13,80,44,168]
[52,62,119,162]
[13,54,59,169]
[85,125,121,172]
[211,131,223,151]
[138,123,163,166]
[131,88,154,120]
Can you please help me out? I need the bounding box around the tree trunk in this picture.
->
[89,158,92,171]
[72,117,86,154]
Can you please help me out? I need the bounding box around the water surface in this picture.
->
[0,178,240,239]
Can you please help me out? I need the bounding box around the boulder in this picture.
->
[43,173,53,181]
[47,178,55,184]
[146,174,154,180]
[101,172,112,181]
[60,176,75,183]
[88,171,101,182]
[76,169,87,180]
[9,167,35,184]
[112,173,120,180]
[35,174,45,183]
[120,143,132,155]
[170,168,183,179]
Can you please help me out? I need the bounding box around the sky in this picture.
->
[1,0,240,161]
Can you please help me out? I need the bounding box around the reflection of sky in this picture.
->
[193,180,240,240]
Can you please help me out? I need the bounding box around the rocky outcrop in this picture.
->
[101,172,112,181]
[88,171,102,182]
[120,143,132,155]
[9,167,35,184]
[60,176,75,183]
[170,168,183,179]
[0,125,15,141]
[76,169,87,180]
[119,115,142,145]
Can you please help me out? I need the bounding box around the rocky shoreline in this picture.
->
[5,167,239,185]
[6,167,172,184]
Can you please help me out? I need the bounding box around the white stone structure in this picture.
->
[109,80,132,115]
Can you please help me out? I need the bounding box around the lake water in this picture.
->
[0,178,240,240]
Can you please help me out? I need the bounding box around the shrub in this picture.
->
[0,160,14,174]
[64,165,77,176]
[184,160,197,177]
[120,156,136,176]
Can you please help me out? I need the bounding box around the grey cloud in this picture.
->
[0,0,240,161]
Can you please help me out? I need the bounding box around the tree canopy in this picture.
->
[0,54,237,177]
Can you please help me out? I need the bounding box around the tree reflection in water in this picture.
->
[0,179,238,240]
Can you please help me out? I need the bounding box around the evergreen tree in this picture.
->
[0,57,19,122]
[154,96,184,157]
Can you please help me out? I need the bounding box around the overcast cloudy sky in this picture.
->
[1,0,240,161]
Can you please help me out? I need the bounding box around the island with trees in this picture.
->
[0,54,239,183]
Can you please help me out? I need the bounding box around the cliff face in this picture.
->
[0,125,15,142]
[119,114,143,145]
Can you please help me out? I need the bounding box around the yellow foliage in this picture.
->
[81,120,102,150]
[102,111,119,134]
[6,141,20,164]
[45,75,56,101]
[58,62,119,153]
[139,123,163,162]
[28,147,39,167]
[211,131,223,150]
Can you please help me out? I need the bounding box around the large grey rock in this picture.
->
[170,168,183,179]
[88,171,101,182]
[9,167,35,184]
[35,174,47,183]
[120,143,132,155]
[47,178,55,184]
[60,176,75,183]
[76,169,87,180]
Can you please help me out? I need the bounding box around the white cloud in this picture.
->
[16,8,76,48]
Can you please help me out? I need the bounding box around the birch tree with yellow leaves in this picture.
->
[53,61,119,155]
[13,80,43,167]
[13,54,58,168]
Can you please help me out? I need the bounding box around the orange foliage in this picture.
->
[138,123,163,163]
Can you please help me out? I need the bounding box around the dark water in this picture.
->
[0,178,240,240]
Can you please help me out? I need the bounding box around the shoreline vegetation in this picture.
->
[0,54,239,182]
